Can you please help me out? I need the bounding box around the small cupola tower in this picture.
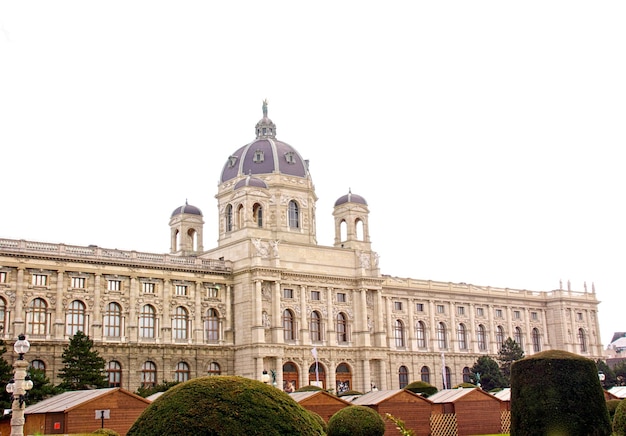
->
[169,200,204,256]
[333,189,371,251]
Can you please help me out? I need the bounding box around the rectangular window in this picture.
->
[514,310,521,319]
[457,306,465,316]
[495,309,503,318]
[531,311,538,320]
[143,282,155,294]
[416,303,424,312]
[310,290,320,301]
[175,285,188,296]
[108,280,121,291]
[437,304,445,314]
[206,287,219,298]
[337,293,346,303]
[476,307,484,317]
[577,312,583,321]
[0,272,7,283]
[283,288,293,299]
[394,301,403,311]
[71,277,85,289]
[32,274,47,286]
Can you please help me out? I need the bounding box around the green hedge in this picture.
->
[404,381,438,397]
[510,350,611,436]
[614,398,626,436]
[327,405,385,436]
[127,376,324,435]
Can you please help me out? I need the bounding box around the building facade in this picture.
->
[0,104,604,393]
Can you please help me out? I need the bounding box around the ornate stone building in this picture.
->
[0,103,603,393]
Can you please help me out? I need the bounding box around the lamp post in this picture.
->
[6,334,33,436]
[261,370,270,384]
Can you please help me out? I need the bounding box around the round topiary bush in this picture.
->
[295,384,324,392]
[510,350,611,436]
[327,405,385,436]
[92,429,119,436]
[309,410,328,433]
[337,389,363,397]
[607,399,622,422]
[614,398,626,436]
[127,376,324,436]
[404,381,438,397]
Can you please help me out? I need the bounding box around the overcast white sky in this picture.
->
[1,2,624,347]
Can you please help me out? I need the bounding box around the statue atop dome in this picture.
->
[262,99,268,118]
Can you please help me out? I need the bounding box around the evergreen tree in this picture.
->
[471,355,507,391]
[27,367,60,405]
[0,340,16,410]
[497,337,525,383]
[57,331,107,390]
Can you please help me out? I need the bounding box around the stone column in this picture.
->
[300,285,308,344]
[53,270,65,339]
[326,287,336,346]
[271,281,282,344]
[92,273,102,339]
[374,289,385,347]
[194,281,203,343]
[13,268,25,335]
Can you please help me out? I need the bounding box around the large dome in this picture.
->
[220,101,309,183]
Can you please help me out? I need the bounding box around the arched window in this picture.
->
[514,327,523,349]
[141,361,157,388]
[139,304,156,338]
[107,361,122,387]
[457,323,467,350]
[463,366,471,383]
[30,359,46,375]
[437,322,448,349]
[27,298,48,336]
[283,309,295,341]
[336,312,348,343]
[416,321,427,348]
[208,362,221,376]
[225,204,233,232]
[420,366,430,383]
[477,324,487,351]
[336,363,352,394]
[288,200,299,228]
[175,362,190,382]
[104,302,122,337]
[236,204,244,229]
[394,320,405,348]
[578,328,587,353]
[532,328,542,352]
[253,203,263,227]
[0,297,6,332]
[444,366,452,389]
[66,300,86,336]
[355,219,364,241]
[398,366,409,388]
[310,311,322,342]
[173,306,189,340]
[309,362,326,388]
[205,308,220,342]
[283,362,299,392]
[496,325,505,350]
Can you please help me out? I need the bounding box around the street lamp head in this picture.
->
[5,379,15,394]
[24,375,34,391]
[261,370,270,384]
[13,334,30,359]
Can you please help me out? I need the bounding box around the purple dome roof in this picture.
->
[220,102,309,184]
[171,202,202,217]
[334,190,368,207]
[234,176,268,190]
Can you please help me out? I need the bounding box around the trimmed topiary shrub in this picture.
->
[127,376,324,435]
[309,410,328,433]
[295,384,324,392]
[608,399,622,422]
[404,381,438,397]
[337,389,363,397]
[327,405,385,436]
[510,350,611,436]
[92,429,120,435]
[614,398,626,436]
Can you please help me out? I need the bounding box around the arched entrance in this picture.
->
[308,362,326,388]
[283,361,299,393]
[336,363,352,394]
